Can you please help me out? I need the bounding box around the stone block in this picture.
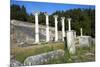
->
[24,49,64,65]
[66,30,76,54]
[78,36,92,47]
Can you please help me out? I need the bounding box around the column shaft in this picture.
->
[61,17,65,41]
[45,14,49,42]
[35,13,39,43]
[54,15,58,41]
[68,18,71,31]
[80,28,83,36]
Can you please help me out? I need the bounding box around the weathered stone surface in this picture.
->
[92,38,95,45]
[78,36,92,47]
[24,49,64,65]
[10,59,23,67]
[66,30,76,54]
[10,20,63,47]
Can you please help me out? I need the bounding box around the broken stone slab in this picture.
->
[24,49,64,65]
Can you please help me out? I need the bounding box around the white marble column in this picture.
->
[34,12,39,43]
[61,17,65,41]
[54,15,58,42]
[80,28,83,36]
[67,18,71,31]
[45,13,49,42]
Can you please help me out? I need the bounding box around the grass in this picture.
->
[11,42,95,64]
[46,44,95,64]
[71,44,95,62]
[11,42,64,63]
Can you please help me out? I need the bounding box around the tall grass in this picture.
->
[11,42,64,63]
[11,42,95,64]
[44,44,95,64]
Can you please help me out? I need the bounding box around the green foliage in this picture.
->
[27,13,35,23]
[11,4,21,20]
[39,12,45,25]
[51,8,95,37]
[20,5,28,21]
[11,4,28,21]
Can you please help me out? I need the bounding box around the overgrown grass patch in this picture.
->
[45,44,95,64]
[71,44,95,62]
[11,43,95,64]
[11,42,64,63]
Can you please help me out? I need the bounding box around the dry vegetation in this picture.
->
[11,41,95,64]
[11,42,64,63]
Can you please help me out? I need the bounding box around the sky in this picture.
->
[11,0,95,15]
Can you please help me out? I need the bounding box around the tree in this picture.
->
[11,4,21,20]
[11,4,28,21]
[20,5,28,21]
[51,8,95,37]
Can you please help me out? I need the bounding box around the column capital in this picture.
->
[33,11,40,15]
[67,18,71,21]
[53,15,58,18]
[61,17,65,19]
[44,12,48,16]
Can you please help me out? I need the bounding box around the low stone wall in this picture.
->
[24,49,64,65]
